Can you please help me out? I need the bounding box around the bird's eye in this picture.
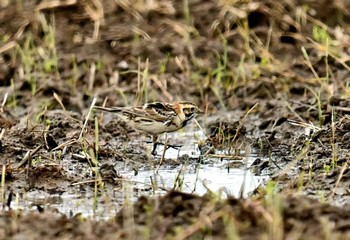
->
[190,107,195,112]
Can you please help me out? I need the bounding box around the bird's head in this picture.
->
[178,101,203,120]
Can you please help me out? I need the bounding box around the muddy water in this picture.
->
[10,128,267,219]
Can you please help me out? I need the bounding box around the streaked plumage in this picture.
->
[95,101,203,154]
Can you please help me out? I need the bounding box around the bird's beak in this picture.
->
[197,109,205,115]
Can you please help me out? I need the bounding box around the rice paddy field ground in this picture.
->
[1,0,350,239]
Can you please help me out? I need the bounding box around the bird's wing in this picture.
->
[94,106,123,113]
[95,102,177,124]
[141,102,177,123]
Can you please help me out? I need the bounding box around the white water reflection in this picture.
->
[122,156,267,199]
[124,128,268,198]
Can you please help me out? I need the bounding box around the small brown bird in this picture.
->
[95,101,203,155]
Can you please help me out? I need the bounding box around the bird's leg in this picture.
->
[165,144,181,150]
[150,134,181,155]
[151,135,158,156]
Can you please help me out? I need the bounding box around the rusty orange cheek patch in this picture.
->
[173,103,182,114]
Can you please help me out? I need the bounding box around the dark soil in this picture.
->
[1,0,350,239]
[1,191,350,239]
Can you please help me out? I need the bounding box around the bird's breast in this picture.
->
[129,118,181,134]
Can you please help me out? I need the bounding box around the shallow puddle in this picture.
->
[123,155,267,198]
[145,130,266,195]
[14,190,117,220]
[10,127,268,219]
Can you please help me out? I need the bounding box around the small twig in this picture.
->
[1,92,8,110]
[269,157,282,170]
[51,139,77,151]
[150,176,156,194]
[202,146,215,157]
[53,92,67,112]
[239,147,252,198]
[173,166,185,190]
[97,97,109,122]
[155,136,168,173]
[231,102,259,144]
[329,162,348,200]
[194,118,207,137]
[288,119,321,131]
[102,97,108,107]
[0,41,16,54]
[150,76,173,101]
[16,145,43,169]
[1,165,6,207]
[35,0,77,10]
[79,97,97,141]
[0,92,7,113]
[332,106,350,113]
[0,129,5,140]
[191,166,201,194]
[88,63,96,91]
[285,101,308,123]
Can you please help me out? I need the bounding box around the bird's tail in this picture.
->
[94,106,122,113]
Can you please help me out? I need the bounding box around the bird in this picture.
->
[94,101,203,155]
